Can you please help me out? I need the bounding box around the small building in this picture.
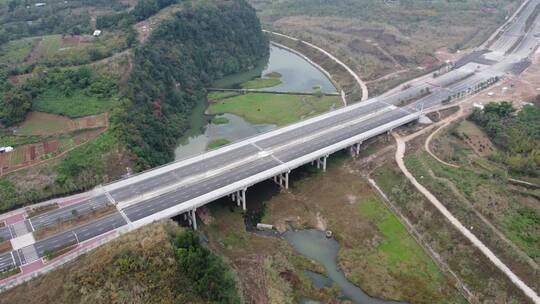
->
[256,223,273,231]
[0,147,14,154]
[93,30,102,37]
[473,103,485,110]
[35,3,46,7]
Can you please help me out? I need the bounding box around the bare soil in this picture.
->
[0,128,107,175]
[135,5,183,43]
[0,240,12,254]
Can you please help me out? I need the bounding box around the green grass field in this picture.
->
[207,93,339,126]
[41,35,63,57]
[357,198,442,276]
[211,116,230,125]
[9,148,24,165]
[32,90,113,118]
[208,91,240,101]
[0,38,39,65]
[0,135,42,147]
[207,138,231,150]
[46,33,127,66]
[241,77,282,90]
[17,112,71,135]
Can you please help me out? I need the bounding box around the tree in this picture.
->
[0,29,8,45]
[484,101,515,118]
[7,0,18,12]
[0,89,32,126]
[173,230,240,304]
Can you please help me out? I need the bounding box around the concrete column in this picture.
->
[191,209,197,230]
[313,156,328,171]
[350,142,361,158]
[273,171,290,190]
[241,188,246,211]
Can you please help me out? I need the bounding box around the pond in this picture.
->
[174,44,337,160]
[284,229,405,304]
[174,113,275,160]
[213,45,337,93]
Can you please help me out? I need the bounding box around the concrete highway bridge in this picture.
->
[0,0,539,294]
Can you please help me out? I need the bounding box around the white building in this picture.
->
[93,30,102,37]
[0,147,14,154]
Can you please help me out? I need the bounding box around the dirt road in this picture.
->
[393,132,540,303]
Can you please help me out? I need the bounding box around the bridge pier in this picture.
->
[314,155,328,172]
[231,188,247,211]
[187,209,197,230]
[273,171,290,190]
[349,142,362,158]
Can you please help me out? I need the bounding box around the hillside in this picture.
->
[249,0,520,95]
[120,0,268,168]
[0,221,240,304]
[0,0,268,211]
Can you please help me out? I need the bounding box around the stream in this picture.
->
[284,229,405,304]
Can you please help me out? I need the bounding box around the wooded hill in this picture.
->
[119,0,268,168]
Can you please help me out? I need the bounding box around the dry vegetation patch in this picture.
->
[251,0,519,94]
[0,240,12,254]
[204,202,335,303]
[0,221,208,304]
[262,156,463,303]
[372,160,532,303]
[203,144,464,303]
[26,203,59,218]
[402,114,540,296]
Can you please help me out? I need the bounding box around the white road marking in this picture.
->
[7,226,13,239]
[27,219,35,232]
[72,231,79,244]
[9,251,15,265]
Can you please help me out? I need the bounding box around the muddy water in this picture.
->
[284,229,405,304]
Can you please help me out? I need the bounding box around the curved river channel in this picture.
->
[285,230,405,304]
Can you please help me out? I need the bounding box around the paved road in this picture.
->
[30,195,111,230]
[0,227,12,242]
[1,0,539,287]
[33,212,127,257]
[489,0,540,54]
